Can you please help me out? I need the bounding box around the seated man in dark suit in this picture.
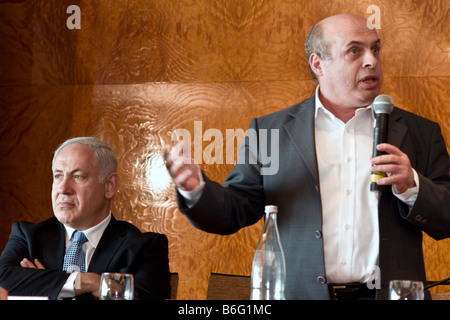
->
[0,137,170,300]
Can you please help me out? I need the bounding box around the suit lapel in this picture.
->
[87,216,127,273]
[378,108,408,201]
[39,219,66,270]
[283,95,319,184]
[387,109,407,148]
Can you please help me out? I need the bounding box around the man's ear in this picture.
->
[104,173,119,199]
[309,53,325,79]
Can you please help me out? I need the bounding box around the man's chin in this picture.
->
[54,210,78,225]
[359,90,381,106]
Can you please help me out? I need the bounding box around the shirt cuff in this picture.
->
[177,169,205,208]
[57,272,78,300]
[393,169,420,208]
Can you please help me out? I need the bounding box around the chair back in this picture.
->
[206,273,250,300]
[170,273,179,300]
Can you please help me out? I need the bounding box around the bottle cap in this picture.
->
[265,205,278,214]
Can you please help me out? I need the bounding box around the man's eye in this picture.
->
[74,174,87,181]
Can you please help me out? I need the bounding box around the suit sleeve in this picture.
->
[0,222,70,299]
[129,233,171,300]
[402,122,450,240]
[177,118,266,235]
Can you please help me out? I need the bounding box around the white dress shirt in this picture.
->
[314,86,418,283]
[57,213,112,299]
[315,90,379,283]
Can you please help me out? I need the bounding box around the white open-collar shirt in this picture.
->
[314,86,418,283]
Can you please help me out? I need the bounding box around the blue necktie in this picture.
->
[63,231,88,273]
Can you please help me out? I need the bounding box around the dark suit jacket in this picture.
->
[0,215,170,300]
[178,94,450,299]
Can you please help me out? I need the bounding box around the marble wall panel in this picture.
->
[0,85,74,246]
[3,0,448,86]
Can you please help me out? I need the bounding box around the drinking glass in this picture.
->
[388,280,424,300]
[99,273,134,300]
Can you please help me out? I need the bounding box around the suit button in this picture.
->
[415,215,428,225]
[317,276,327,284]
[314,230,322,239]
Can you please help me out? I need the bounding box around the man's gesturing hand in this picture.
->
[164,141,201,191]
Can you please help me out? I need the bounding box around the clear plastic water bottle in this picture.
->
[250,205,286,300]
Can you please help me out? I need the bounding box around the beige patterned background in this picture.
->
[0,0,449,299]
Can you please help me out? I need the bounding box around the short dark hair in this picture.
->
[304,22,332,82]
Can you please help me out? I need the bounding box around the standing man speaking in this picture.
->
[165,14,450,299]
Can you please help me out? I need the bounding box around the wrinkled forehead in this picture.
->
[53,143,96,172]
[322,15,380,47]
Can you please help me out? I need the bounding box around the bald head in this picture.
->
[305,13,383,115]
[305,14,380,81]
[320,14,378,47]
[320,13,372,29]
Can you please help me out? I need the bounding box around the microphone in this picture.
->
[370,94,394,192]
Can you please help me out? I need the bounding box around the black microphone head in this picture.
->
[373,94,394,114]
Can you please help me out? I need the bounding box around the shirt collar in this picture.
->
[314,85,375,121]
[64,212,112,249]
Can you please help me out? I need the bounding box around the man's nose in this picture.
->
[363,50,379,69]
[55,176,74,194]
